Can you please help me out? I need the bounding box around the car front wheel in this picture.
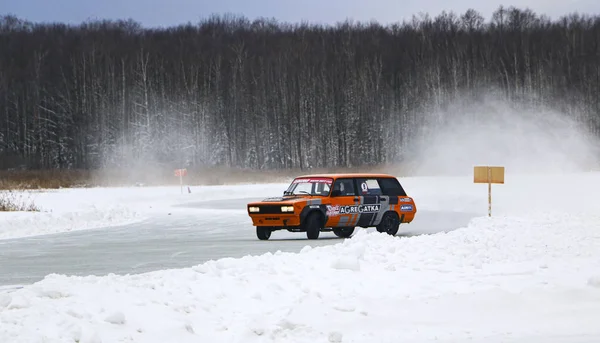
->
[256,226,271,240]
[304,213,322,240]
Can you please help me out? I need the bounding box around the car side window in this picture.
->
[377,177,407,196]
[332,179,355,196]
[316,182,330,195]
[356,178,382,195]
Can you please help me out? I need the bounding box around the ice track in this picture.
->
[0,196,476,286]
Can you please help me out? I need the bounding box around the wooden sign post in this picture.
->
[474,166,504,217]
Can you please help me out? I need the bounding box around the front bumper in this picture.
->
[249,214,301,228]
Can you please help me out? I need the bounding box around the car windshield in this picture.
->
[284,177,332,196]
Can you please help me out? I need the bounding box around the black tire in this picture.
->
[376,212,400,236]
[304,213,322,240]
[333,227,354,238]
[256,226,271,240]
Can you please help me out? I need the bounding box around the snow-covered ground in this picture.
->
[0,183,290,240]
[1,171,600,342]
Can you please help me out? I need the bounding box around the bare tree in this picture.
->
[0,8,599,171]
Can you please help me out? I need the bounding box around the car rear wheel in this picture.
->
[333,227,354,238]
[376,212,400,236]
[256,226,271,240]
[304,213,322,240]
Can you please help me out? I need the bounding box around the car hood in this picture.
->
[249,195,314,205]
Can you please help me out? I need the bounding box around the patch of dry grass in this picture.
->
[0,163,412,190]
[0,170,92,190]
[0,190,40,212]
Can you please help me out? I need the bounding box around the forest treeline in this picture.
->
[0,6,599,171]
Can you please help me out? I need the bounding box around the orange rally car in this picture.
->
[246,173,417,240]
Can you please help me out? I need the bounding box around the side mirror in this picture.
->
[331,190,341,197]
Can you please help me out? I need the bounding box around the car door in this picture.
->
[353,177,388,227]
[326,178,357,228]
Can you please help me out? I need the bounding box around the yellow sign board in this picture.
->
[474,166,505,184]
[474,166,505,217]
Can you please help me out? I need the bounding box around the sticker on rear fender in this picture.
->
[400,205,413,211]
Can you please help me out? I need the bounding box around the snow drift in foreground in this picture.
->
[1,213,600,343]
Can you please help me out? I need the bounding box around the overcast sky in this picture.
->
[3,0,600,27]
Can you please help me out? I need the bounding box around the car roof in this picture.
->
[294,173,397,179]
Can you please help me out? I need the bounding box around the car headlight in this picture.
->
[248,206,260,213]
[281,205,294,212]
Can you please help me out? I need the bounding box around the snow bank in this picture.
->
[2,210,600,342]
